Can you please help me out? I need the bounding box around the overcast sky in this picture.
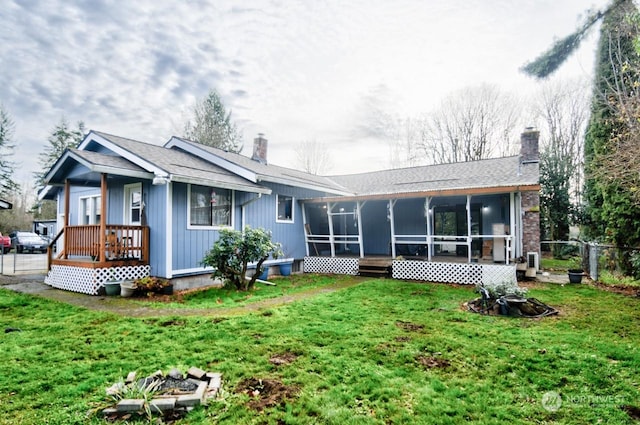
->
[0,0,611,188]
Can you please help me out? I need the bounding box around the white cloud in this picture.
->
[0,0,611,185]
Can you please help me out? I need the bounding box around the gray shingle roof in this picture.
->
[328,156,539,197]
[92,132,271,193]
[167,137,352,195]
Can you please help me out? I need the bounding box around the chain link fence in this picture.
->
[0,250,49,275]
[542,240,640,281]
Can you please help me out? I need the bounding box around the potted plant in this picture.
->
[120,280,137,297]
[567,257,584,284]
[103,269,122,296]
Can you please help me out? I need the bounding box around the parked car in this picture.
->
[9,231,49,254]
[0,232,11,254]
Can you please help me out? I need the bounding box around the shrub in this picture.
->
[202,226,282,291]
[476,281,527,299]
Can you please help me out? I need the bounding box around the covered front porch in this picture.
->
[44,175,151,295]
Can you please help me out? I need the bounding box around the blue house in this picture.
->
[41,128,540,295]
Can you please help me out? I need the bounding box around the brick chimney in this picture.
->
[520,127,539,162]
[251,133,268,164]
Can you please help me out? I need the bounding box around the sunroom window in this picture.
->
[189,185,232,227]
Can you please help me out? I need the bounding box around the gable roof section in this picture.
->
[45,131,272,195]
[164,137,353,196]
[309,155,539,202]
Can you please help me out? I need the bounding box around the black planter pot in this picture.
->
[568,269,584,284]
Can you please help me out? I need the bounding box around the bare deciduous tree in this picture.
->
[532,78,590,203]
[295,139,333,175]
[417,84,522,164]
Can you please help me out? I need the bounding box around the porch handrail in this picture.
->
[61,224,149,262]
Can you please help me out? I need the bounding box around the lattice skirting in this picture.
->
[303,256,359,275]
[45,265,151,295]
[392,260,516,285]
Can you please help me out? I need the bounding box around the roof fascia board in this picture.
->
[80,131,169,177]
[165,137,257,183]
[257,175,353,196]
[170,175,272,195]
[67,151,155,180]
[302,184,541,203]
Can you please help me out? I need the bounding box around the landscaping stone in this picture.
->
[187,366,206,379]
[103,367,222,419]
[117,398,145,412]
[149,397,176,413]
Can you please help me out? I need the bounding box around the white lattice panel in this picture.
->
[392,260,482,284]
[481,264,516,285]
[303,256,359,275]
[45,265,150,295]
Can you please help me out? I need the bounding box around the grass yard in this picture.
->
[1,276,639,424]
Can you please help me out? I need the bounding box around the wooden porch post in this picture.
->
[99,173,107,262]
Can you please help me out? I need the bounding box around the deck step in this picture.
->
[358,258,392,277]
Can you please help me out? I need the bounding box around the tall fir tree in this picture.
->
[35,118,85,189]
[184,90,242,153]
[0,105,19,198]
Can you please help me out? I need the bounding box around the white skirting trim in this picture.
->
[302,257,516,285]
[45,264,151,295]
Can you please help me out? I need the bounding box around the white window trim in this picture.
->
[78,194,101,225]
[123,182,143,225]
[276,194,295,224]
[187,184,235,230]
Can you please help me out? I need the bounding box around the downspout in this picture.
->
[356,201,364,258]
[241,193,262,230]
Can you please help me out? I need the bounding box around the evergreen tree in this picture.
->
[0,105,19,198]
[523,0,640,274]
[34,118,85,189]
[584,1,640,274]
[184,90,242,152]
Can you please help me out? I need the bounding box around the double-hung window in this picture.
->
[276,194,294,223]
[189,185,232,228]
[79,195,101,225]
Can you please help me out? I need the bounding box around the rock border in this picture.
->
[103,367,222,418]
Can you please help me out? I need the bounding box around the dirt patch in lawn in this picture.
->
[395,321,424,332]
[591,282,640,297]
[236,377,299,411]
[622,404,640,420]
[269,351,298,366]
[416,355,451,369]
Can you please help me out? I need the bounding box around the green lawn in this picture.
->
[1,276,639,424]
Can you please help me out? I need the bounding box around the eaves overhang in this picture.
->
[301,184,541,203]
